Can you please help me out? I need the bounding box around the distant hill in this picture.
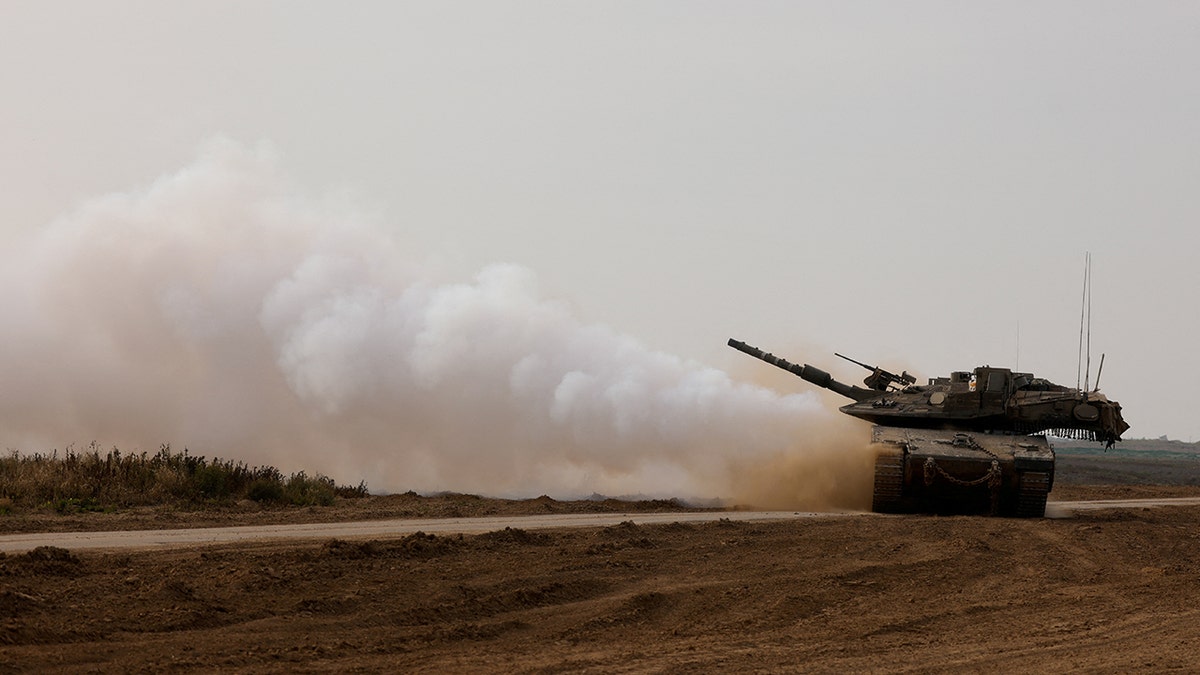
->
[1052,437,1200,458]
[1051,437,1200,486]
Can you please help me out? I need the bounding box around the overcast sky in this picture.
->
[2,2,1198,444]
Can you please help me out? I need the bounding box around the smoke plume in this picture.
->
[0,139,873,508]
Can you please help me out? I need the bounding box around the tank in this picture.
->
[727,338,1129,517]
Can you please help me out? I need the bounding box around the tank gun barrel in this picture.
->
[728,339,876,402]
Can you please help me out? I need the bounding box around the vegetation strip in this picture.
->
[0,445,367,514]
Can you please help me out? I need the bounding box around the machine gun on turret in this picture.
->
[834,353,916,392]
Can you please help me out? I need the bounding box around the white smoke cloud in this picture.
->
[0,138,873,507]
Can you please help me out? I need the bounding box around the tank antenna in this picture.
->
[1015,321,1020,372]
[1085,254,1093,393]
[1076,252,1091,393]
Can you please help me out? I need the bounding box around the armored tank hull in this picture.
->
[727,338,1125,517]
[870,426,1054,517]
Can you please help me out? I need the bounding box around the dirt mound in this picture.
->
[322,532,460,560]
[1,546,82,578]
[474,527,552,547]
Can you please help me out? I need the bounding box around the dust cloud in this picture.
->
[0,139,873,509]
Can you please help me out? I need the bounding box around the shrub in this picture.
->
[283,472,337,507]
[336,481,370,499]
[247,479,284,503]
[193,465,231,499]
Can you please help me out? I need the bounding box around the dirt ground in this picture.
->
[3,482,1200,673]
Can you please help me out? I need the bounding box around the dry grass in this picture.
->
[0,443,367,512]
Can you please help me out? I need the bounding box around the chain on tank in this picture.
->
[923,434,1004,514]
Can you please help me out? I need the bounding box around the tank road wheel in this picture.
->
[1015,471,1050,518]
[872,453,905,513]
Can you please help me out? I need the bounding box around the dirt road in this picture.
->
[4,487,1200,672]
[1046,495,1200,515]
[0,510,853,554]
[6,497,1200,553]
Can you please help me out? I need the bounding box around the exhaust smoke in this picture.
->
[0,139,873,509]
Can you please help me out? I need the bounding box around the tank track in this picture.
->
[1015,471,1050,518]
[871,453,905,513]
